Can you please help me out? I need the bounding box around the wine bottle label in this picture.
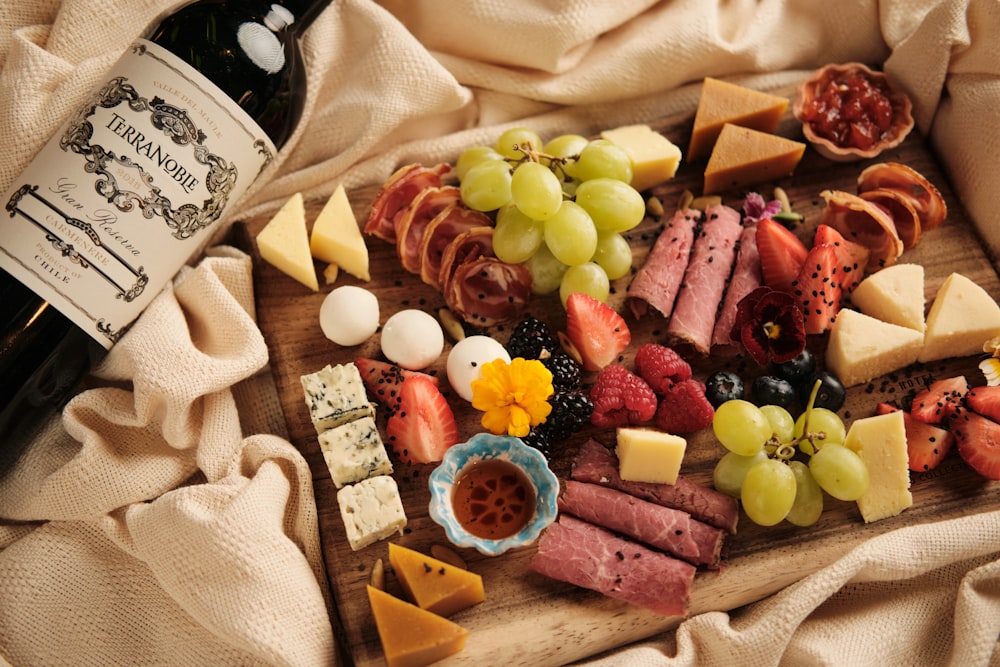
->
[0,39,276,349]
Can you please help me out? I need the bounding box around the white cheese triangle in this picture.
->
[919,272,1000,362]
[257,192,318,290]
[825,308,924,387]
[310,183,370,281]
[850,263,925,332]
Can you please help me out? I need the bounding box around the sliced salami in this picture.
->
[626,208,700,320]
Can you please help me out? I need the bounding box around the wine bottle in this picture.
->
[0,0,332,474]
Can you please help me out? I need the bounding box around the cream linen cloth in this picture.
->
[1,1,999,666]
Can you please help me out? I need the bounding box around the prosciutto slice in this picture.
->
[711,222,761,352]
[443,256,533,326]
[418,203,492,289]
[394,185,461,274]
[666,204,744,355]
[571,439,738,534]
[437,225,495,290]
[559,480,724,568]
[530,515,695,617]
[626,208,700,320]
[363,163,451,242]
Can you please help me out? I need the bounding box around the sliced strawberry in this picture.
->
[812,224,871,294]
[356,357,438,415]
[564,292,631,371]
[876,403,955,472]
[385,374,459,464]
[756,218,809,293]
[965,385,1000,422]
[910,375,968,425]
[951,411,1000,480]
[791,242,842,335]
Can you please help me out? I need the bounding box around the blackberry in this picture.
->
[520,429,552,459]
[542,351,581,389]
[507,316,558,360]
[537,390,594,442]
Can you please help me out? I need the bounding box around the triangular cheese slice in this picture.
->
[256,192,318,290]
[826,308,924,387]
[367,585,469,667]
[600,124,682,192]
[310,183,371,281]
[703,124,805,195]
[850,263,926,332]
[919,272,1000,362]
[388,542,485,617]
[688,77,789,160]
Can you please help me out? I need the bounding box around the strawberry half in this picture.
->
[565,292,631,371]
[791,242,842,335]
[951,411,1000,480]
[876,403,955,472]
[813,224,871,294]
[965,385,1000,422]
[910,375,968,425]
[356,357,439,416]
[385,374,459,464]
[756,218,809,293]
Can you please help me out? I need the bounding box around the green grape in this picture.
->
[741,459,796,526]
[785,460,824,527]
[495,127,542,160]
[713,449,768,498]
[808,443,870,501]
[543,134,588,164]
[712,399,771,456]
[561,178,580,199]
[510,161,563,221]
[565,139,633,183]
[559,262,610,306]
[590,231,633,280]
[761,404,795,444]
[543,200,598,266]
[524,242,568,295]
[795,407,847,455]
[455,145,505,181]
[494,204,544,263]
[574,177,645,233]
[459,160,513,212]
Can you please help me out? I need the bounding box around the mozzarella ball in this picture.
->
[319,285,379,346]
[447,335,511,402]
[380,309,445,370]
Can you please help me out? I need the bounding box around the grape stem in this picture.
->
[766,378,830,462]
[510,142,579,183]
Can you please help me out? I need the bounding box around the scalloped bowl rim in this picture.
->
[793,62,915,162]
[428,433,559,556]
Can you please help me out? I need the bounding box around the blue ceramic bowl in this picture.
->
[428,433,559,556]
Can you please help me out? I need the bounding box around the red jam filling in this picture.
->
[452,459,536,540]
[801,71,895,150]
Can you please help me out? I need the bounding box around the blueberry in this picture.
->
[705,370,745,407]
[773,349,816,387]
[751,375,796,409]
[798,370,846,411]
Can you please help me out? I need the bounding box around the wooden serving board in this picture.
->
[244,83,1000,667]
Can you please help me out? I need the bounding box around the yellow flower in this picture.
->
[471,357,554,438]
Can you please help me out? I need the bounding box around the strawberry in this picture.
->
[565,292,631,371]
[812,224,870,294]
[965,385,1000,422]
[951,411,1000,480]
[876,403,955,472]
[356,357,438,415]
[791,243,842,335]
[654,378,715,433]
[588,365,657,429]
[385,374,459,464]
[756,217,809,293]
[909,375,968,425]
[634,343,691,394]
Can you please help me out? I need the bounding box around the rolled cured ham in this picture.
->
[530,514,695,617]
[394,186,461,274]
[363,163,452,242]
[418,203,492,289]
[711,222,761,352]
[626,208,700,320]
[443,256,533,327]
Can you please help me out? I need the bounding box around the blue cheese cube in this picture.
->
[300,363,374,433]
[318,416,393,488]
[337,476,407,551]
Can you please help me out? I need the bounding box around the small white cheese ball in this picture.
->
[380,309,445,370]
[447,335,511,402]
[319,285,380,346]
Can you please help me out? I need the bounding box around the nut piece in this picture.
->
[370,557,385,590]
[438,307,466,342]
[430,544,468,570]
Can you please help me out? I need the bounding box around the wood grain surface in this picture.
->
[243,84,1000,667]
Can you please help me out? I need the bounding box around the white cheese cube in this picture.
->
[615,427,687,485]
[301,363,375,433]
[337,476,407,551]
[845,410,912,523]
[318,416,393,488]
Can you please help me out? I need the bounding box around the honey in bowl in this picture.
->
[451,458,536,540]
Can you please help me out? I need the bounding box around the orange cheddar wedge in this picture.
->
[367,585,469,667]
[388,542,485,617]
[703,124,805,195]
[688,77,789,160]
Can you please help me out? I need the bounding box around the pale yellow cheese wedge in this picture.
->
[256,192,318,290]
[310,183,371,281]
[919,272,1000,362]
[367,585,468,667]
[601,124,682,192]
[616,427,686,485]
[703,124,805,195]
[388,542,485,617]
[688,77,789,160]
[850,263,926,332]
[844,410,912,523]
[826,308,924,387]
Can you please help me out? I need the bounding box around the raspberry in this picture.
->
[589,365,658,429]
[655,379,715,433]
[634,343,692,394]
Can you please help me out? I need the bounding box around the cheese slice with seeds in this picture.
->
[919,272,1000,362]
[825,308,924,387]
[850,263,926,332]
[388,542,485,617]
[703,124,805,195]
[256,192,318,290]
[688,77,789,160]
